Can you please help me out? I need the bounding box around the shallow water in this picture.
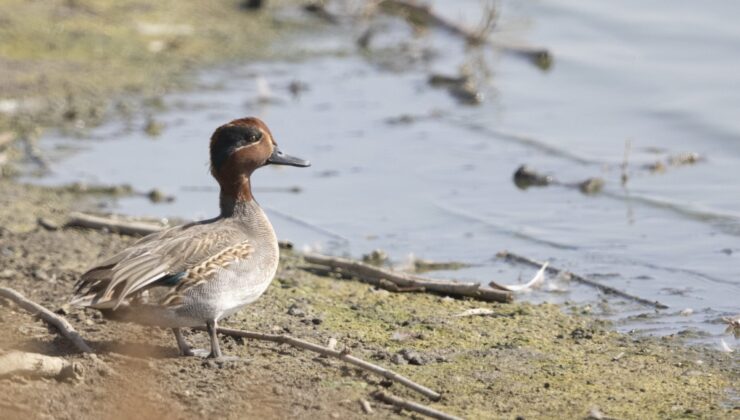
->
[31,1,739,344]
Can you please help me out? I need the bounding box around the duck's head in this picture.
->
[210,117,310,201]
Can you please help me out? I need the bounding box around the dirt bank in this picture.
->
[0,180,737,419]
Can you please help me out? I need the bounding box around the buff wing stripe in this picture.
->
[161,241,254,307]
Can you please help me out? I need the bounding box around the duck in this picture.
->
[71,117,310,359]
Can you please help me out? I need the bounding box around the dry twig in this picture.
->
[497,251,668,309]
[372,391,461,420]
[0,287,93,353]
[194,326,442,401]
[303,253,512,303]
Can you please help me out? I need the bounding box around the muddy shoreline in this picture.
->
[0,180,737,419]
[0,1,738,419]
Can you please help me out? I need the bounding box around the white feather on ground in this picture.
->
[490,262,548,293]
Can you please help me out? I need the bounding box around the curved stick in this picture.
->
[194,326,442,401]
[0,287,93,353]
[372,391,462,420]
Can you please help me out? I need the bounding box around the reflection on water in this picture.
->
[31,0,739,344]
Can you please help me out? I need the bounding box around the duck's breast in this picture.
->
[180,235,279,322]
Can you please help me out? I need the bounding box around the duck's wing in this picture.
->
[72,221,253,309]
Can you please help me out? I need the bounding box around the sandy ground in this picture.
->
[0,180,737,419]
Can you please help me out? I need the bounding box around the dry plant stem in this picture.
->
[194,326,442,401]
[303,253,512,303]
[0,287,93,353]
[497,251,669,309]
[372,391,462,420]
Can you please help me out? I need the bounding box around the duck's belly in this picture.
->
[120,258,278,328]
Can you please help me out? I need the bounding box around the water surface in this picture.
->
[32,0,740,344]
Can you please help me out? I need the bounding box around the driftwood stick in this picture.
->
[61,212,293,249]
[372,391,461,420]
[303,253,512,303]
[497,251,669,309]
[0,287,93,353]
[0,351,80,380]
[65,211,165,236]
[194,326,442,401]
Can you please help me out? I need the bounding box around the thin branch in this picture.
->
[303,253,512,303]
[497,251,669,309]
[194,326,442,401]
[372,391,461,420]
[0,287,93,353]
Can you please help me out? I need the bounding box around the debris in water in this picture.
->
[513,165,553,189]
[427,73,483,105]
[679,308,694,316]
[668,152,702,166]
[146,188,175,203]
[722,316,740,339]
[144,116,164,137]
[578,177,604,195]
[449,82,484,105]
[288,80,309,97]
[428,74,470,87]
[362,249,389,266]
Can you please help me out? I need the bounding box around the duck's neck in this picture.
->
[219,175,256,217]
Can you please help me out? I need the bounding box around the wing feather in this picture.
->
[71,220,250,309]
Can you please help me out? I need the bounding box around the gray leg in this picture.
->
[173,328,194,356]
[206,320,222,359]
[173,328,209,357]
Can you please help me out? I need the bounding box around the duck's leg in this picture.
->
[173,328,194,356]
[206,319,223,359]
[173,328,209,357]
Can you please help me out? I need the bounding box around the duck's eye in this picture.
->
[248,132,263,142]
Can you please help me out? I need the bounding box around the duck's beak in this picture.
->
[266,146,311,167]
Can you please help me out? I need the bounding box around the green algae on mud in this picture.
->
[0,0,305,134]
[0,180,737,419]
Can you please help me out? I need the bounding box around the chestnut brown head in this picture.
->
[209,117,310,182]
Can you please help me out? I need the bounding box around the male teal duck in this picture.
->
[71,117,310,358]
